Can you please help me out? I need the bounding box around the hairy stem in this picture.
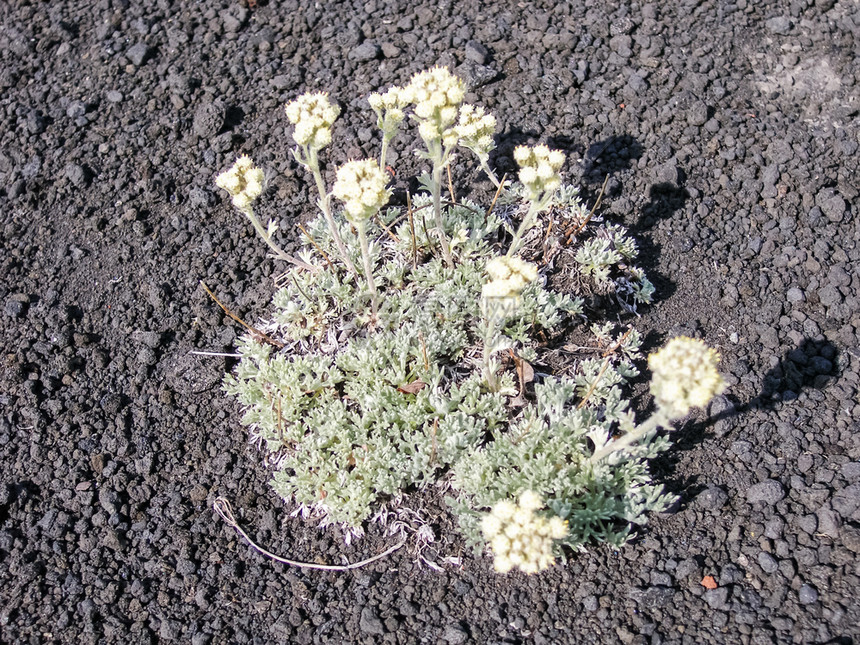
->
[478,155,501,188]
[587,411,669,464]
[380,134,392,171]
[506,200,541,257]
[429,141,453,268]
[481,310,502,391]
[240,207,316,272]
[355,220,378,316]
[306,146,359,280]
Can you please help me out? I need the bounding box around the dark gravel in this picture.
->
[1,0,859,643]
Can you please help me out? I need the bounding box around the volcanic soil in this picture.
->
[1,0,859,643]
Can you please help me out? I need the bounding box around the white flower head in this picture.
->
[518,490,542,512]
[332,159,391,223]
[404,66,466,144]
[481,256,538,320]
[455,104,497,157]
[514,144,565,201]
[215,155,265,212]
[285,92,340,149]
[481,491,568,574]
[648,336,726,419]
[369,86,408,134]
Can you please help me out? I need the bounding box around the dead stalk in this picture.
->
[566,174,609,244]
[297,223,333,270]
[485,173,507,221]
[200,281,284,349]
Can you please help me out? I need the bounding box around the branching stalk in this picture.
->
[304,146,360,280]
[355,220,378,316]
[478,155,502,189]
[481,310,503,392]
[482,335,499,392]
[506,200,541,257]
[426,140,454,268]
[588,411,669,464]
[237,206,317,272]
[380,134,393,171]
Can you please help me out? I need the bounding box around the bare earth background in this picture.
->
[1,0,859,643]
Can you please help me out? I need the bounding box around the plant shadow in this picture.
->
[652,337,842,504]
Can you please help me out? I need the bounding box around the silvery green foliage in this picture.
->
[225,196,567,527]
[224,181,668,550]
[574,224,655,311]
[449,329,675,552]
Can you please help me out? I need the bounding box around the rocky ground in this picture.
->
[1,0,859,643]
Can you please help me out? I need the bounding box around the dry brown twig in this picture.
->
[576,327,633,409]
[565,174,610,244]
[485,173,507,221]
[200,281,284,349]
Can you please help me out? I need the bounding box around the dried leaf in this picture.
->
[521,357,535,384]
[397,380,427,395]
[701,575,717,590]
[508,393,527,408]
[507,349,535,399]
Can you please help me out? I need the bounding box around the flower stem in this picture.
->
[428,141,454,268]
[305,146,360,280]
[506,200,541,257]
[355,220,378,316]
[587,411,669,464]
[478,155,501,189]
[380,134,392,171]
[240,206,317,272]
[482,325,499,391]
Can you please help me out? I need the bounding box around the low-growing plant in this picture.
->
[213,67,725,573]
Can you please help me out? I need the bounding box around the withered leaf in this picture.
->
[397,380,427,395]
[508,349,535,398]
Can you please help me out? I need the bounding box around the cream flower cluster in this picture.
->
[482,255,538,301]
[332,159,390,223]
[368,86,408,130]
[285,92,340,149]
[402,66,465,145]
[455,104,497,156]
[215,155,265,212]
[514,145,565,201]
[648,336,726,419]
[480,491,568,574]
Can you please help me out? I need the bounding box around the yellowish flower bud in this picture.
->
[405,66,465,145]
[455,104,497,157]
[481,256,538,319]
[481,491,568,574]
[519,490,542,512]
[332,159,391,223]
[368,93,384,111]
[215,155,265,212]
[284,92,340,150]
[648,336,725,419]
[514,144,565,201]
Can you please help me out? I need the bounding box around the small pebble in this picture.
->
[349,41,381,62]
[747,480,785,505]
[757,551,778,574]
[127,42,152,67]
[786,287,805,303]
[465,40,490,64]
[766,16,792,35]
[798,584,818,604]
